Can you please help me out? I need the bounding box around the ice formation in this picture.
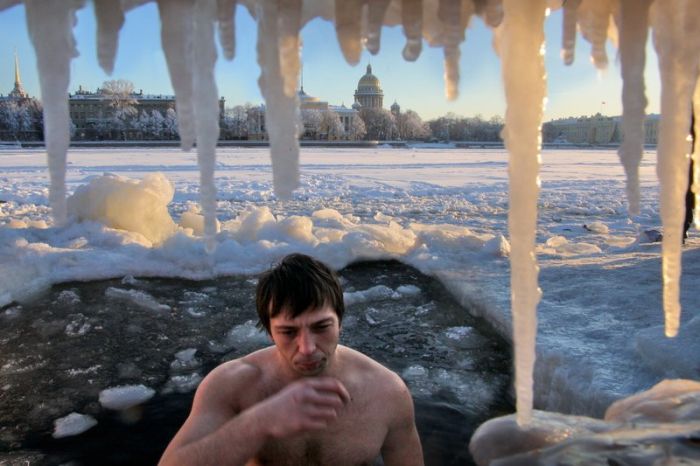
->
[1,0,698,436]
[98,384,156,410]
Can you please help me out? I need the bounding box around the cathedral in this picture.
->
[353,63,400,116]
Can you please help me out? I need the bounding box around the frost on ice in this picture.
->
[2,0,700,449]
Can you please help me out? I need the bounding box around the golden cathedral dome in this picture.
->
[354,64,384,109]
[356,64,382,93]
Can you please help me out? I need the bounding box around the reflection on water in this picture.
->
[0,260,512,465]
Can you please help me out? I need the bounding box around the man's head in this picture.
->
[255,253,345,335]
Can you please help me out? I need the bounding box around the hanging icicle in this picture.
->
[157,0,196,151]
[498,0,547,426]
[365,0,390,55]
[279,0,302,97]
[24,0,83,226]
[617,0,652,217]
[93,0,124,74]
[474,0,503,28]
[335,0,363,65]
[651,0,700,338]
[256,0,301,200]
[401,0,423,61]
[577,0,616,70]
[438,0,463,101]
[217,0,237,60]
[693,81,700,230]
[192,0,221,253]
[560,0,581,65]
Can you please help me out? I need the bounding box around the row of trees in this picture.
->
[0,99,43,141]
[428,113,505,142]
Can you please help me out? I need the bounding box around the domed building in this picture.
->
[353,64,383,109]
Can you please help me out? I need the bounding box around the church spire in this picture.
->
[14,49,21,87]
[10,49,28,99]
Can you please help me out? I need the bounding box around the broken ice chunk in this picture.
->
[52,412,97,438]
[99,384,155,410]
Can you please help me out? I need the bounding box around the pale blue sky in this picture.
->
[0,3,661,121]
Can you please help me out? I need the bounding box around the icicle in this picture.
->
[651,0,700,337]
[401,0,423,61]
[157,0,196,151]
[0,1,21,13]
[335,0,363,65]
[694,81,700,229]
[217,0,237,61]
[577,0,614,69]
[560,0,581,65]
[192,0,221,252]
[279,0,302,97]
[365,0,390,55]
[474,0,504,28]
[617,0,651,216]
[438,0,463,101]
[498,0,547,426]
[94,0,124,74]
[257,0,300,199]
[24,0,84,226]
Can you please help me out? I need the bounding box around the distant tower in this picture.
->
[390,101,400,116]
[9,50,28,99]
[353,64,383,109]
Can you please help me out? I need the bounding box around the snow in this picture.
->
[98,384,156,410]
[1,146,697,423]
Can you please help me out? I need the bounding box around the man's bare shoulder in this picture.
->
[195,347,277,410]
[337,345,409,396]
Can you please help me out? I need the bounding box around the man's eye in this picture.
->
[313,325,331,332]
[279,330,296,336]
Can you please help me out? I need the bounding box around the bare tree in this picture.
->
[359,107,396,140]
[101,79,138,139]
[396,109,429,140]
[320,111,344,140]
[349,114,366,140]
[301,109,323,139]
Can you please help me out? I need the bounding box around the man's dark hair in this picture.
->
[256,253,345,334]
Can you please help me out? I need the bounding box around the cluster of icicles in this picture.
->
[2,0,699,427]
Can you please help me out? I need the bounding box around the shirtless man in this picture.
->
[159,253,424,465]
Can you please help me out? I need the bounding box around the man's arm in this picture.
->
[380,377,424,466]
[159,363,350,466]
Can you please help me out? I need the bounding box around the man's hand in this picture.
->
[258,377,351,439]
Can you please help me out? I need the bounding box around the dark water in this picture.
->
[0,260,513,465]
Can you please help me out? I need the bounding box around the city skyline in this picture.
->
[0,3,662,121]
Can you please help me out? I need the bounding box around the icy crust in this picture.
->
[469,380,700,465]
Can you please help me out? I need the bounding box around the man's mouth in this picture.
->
[296,359,322,371]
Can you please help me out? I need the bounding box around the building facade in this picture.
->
[248,87,359,140]
[69,85,225,140]
[547,113,660,145]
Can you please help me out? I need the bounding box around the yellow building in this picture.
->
[547,113,659,145]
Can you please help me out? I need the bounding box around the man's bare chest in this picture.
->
[253,404,387,466]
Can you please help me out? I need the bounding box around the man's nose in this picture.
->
[298,330,316,355]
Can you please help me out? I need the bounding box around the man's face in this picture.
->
[269,305,341,377]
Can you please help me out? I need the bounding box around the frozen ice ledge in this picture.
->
[1,0,700,460]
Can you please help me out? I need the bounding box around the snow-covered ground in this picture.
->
[1,146,698,418]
